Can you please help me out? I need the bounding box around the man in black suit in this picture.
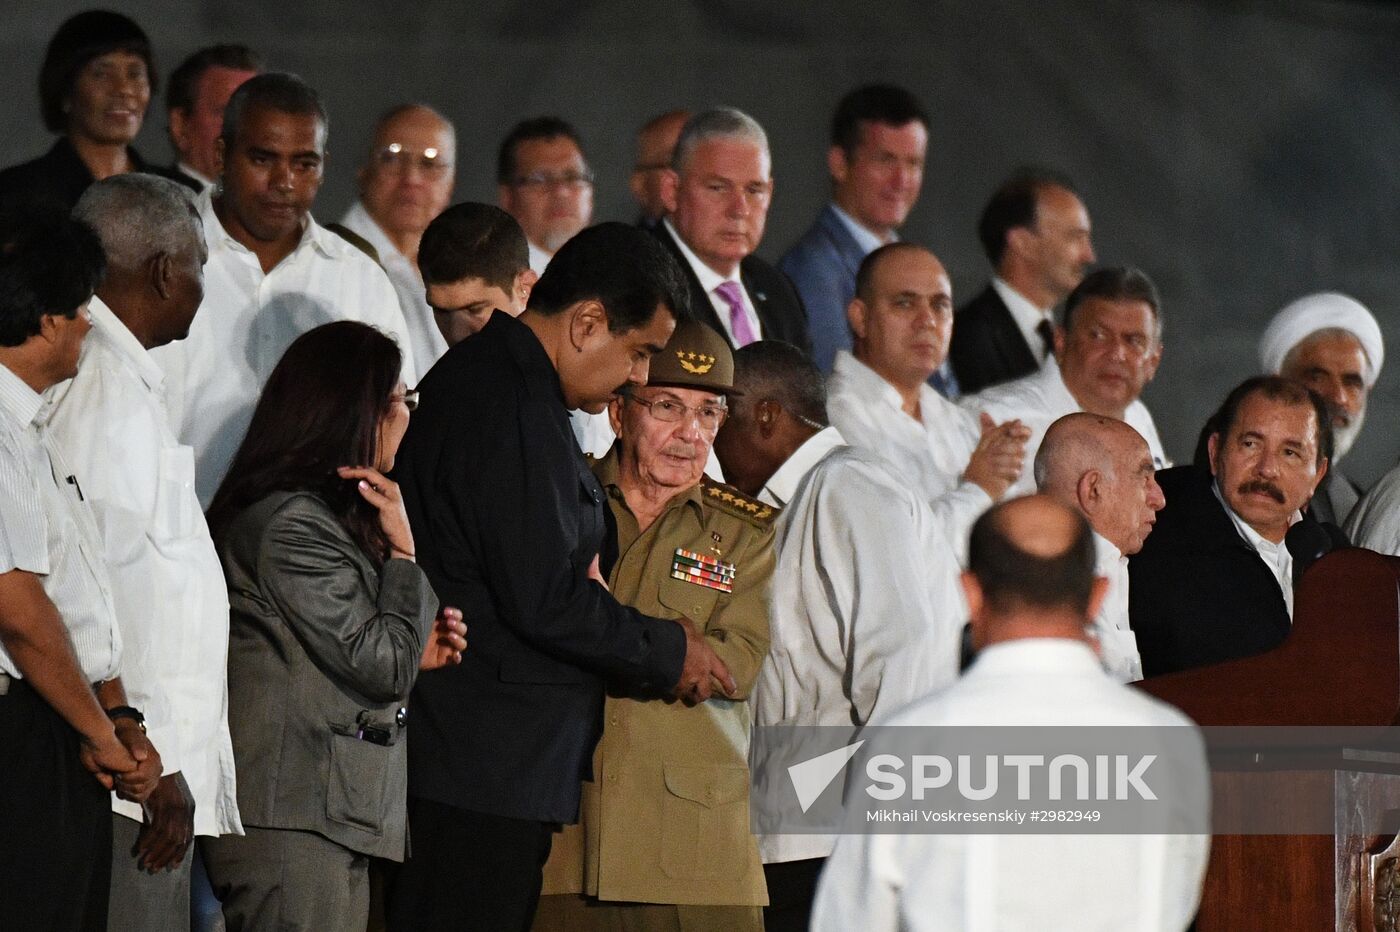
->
[949,169,1095,394]
[163,45,262,194]
[388,223,737,932]
[652,107,811,355]
[1129,376,1341,677]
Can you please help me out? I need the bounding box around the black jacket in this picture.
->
[651,222,811,355]
[395,311,686,824]
[949,283,1041,395]
[1128,464,1345,678]
[0,138,193,213]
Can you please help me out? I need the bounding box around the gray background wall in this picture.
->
[4,0,1399,486]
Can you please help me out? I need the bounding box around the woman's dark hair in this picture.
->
[206,321,403,562]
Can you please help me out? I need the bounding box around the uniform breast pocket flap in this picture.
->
[658,574,721,628]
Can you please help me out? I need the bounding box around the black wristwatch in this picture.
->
[105,705,146,732]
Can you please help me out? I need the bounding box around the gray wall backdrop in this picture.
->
[4,0,1400,485]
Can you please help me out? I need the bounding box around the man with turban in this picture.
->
[1258,292,1383,525]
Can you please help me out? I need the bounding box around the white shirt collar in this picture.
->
[832,349,953,432]
[204,186,335,266]
[1092,529,1127,568]
[970,638,1105,677]
[991,275,1055,363]
[341,200,406,263]
[760,426,847,508]
[828,202,891,255]
[86,296,164,394]
[527,240,551,276]
[664,218,736,290]
[1211,479,1299,555]
[177,161,215,191]
[0,362,42,430]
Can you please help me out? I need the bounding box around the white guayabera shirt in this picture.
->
[48,297,242,837]
[827,351,989,563]
[811,640,1210,932]
[752,428,965,864]
[153,188,418,507]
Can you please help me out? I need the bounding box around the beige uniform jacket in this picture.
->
[539,449,776,905]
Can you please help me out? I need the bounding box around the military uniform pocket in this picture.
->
[659,763,749,880]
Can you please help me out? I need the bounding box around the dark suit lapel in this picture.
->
[650,224,730,344]
[985,290,1039,375]
[739,261,776,343]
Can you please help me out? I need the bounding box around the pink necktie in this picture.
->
[715,280,756,347]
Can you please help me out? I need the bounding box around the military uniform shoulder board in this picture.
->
[699,476,779,527]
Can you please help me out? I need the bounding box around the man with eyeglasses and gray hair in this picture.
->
[496,116,594,276]
[651,107,811,355]
[533,318,775,932]
[340,103,457,371]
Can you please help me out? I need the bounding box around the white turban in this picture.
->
[1258,292,1384,387]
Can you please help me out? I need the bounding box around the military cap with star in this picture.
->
[645,318,742,395]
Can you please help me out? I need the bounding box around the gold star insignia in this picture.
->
[720,491,736,503]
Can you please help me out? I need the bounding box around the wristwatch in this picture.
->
[105,705,146,732]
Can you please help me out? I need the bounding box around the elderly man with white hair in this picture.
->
[1259,291,1384,525]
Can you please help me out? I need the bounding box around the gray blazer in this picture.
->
[219,490,437,860]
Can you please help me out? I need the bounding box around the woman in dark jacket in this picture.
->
[201,321,464,931]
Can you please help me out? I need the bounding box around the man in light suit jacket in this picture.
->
[950,169,1096,394]
[651,108,811,356]
[778,85,934,380]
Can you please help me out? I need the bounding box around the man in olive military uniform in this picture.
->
[533,319,775,931]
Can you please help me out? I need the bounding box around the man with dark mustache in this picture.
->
[1127,376,1339,677]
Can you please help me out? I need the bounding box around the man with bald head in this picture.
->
[827,241,1028,557]
[1258,292,1383,526]
[1035,413,1165,681]
[341,103,457,370]
[55,174,241,931]
[812,495,1210,931]
[653,107,810,353]
[630,109,689,229]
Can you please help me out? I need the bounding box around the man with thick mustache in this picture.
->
[1128,376,1338,677]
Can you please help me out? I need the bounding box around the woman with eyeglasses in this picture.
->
[201,321,465,931]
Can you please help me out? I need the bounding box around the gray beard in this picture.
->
[1332,407,1365,464]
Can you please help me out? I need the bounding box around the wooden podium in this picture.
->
[1138,548,1400,931]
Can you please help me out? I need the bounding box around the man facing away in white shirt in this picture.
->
[713,340,965,932]
[963,266,1169,499]
[56,175,242,932]
[152,73,418,507]
[339,103,457,373]
[811,496,1210,932]
[826,243,1029,559]
[1034,413,1166,683]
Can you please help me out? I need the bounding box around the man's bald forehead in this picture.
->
[1035,413,1143,490]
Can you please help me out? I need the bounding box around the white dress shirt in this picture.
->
[1092,531,1143,683]
[47,298,242,836]
[339,200,449,374]
[1213,481,1296,618]
[991,276,1055,365]
[753,429,965,863]
[153,189,418,506]
[962,356,1169,498]
[1344,462,1400,556]
[827,351,990,560]
[662,218,764,345]
[0,363,120,683]
[811,639,1210,932]
[527,240,551,276]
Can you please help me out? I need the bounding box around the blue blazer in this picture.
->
[778,205,865,373]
